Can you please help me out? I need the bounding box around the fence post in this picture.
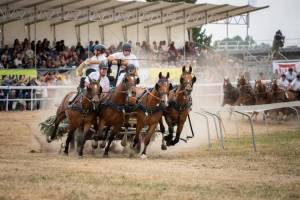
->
[5,92,9,111]
[30,89,33,111]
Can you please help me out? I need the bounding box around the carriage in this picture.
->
[40,65,196,157]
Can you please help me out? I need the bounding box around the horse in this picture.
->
[222,77,239,106]
[48,77,102,156]
[269,79,296,120]
[160,65,197,147]
[131,72,172,158]
[95,72,140,157]
[234,75,255,106]
[254,80,272,105]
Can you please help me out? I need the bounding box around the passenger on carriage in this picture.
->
[278,74,290,90]
[83,44,108,76]
[285,68,297,83]
[290,74,300,100]
[108,43,139,86]
[85,62,110,93]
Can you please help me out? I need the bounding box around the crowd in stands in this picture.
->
[0,38,205,69]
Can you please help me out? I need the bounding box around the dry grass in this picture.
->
[0,111,299,200]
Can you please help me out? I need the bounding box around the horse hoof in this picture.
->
[161,144,167,151]
[121,140,127,147]
[99,142,106,149]
[46,137,52,143]
[103,153,109,158]
[63,151,68,156]
[140,154,147,159]
[91,141,98,149]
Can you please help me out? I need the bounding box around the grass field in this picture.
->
[0,112,299,200]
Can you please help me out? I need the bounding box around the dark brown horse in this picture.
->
[132,72,172,158]
[160,66,197,147]
[234,75,255,105]
[222,77,239,106]
[96,72,139,157]
[48,77,102,156]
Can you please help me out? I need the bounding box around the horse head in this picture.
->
[86,77,102,109]
[238,75,246,86]
[155,72,172,107]
[271,79,278,91]
[180,65,197,96]
[123,72,140,99]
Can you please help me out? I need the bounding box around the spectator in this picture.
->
[278,74,289,89]
[285,68,297,82]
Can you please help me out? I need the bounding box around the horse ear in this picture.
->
[169,83,173,91]
[192,76,197,84]
[155,83,159,91]
[189,66,192,73]
[166,72,170,79]
[182,66,186,73]
[159,72,162,79]
[135,77,140,85]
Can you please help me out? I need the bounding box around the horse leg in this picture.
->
[170,122,184,146]
[48,112,66,142]
[103,125,118,157]
[141,124,157,158]
[132,122,143,153]
[159,118,167,150]
[91,117,99,149]
[100,125,110,149]
[164,116,174,145]
[78,123,91,157]
[64,127,76,155]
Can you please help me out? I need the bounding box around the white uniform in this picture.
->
[291,79,300,91]
[278,78,290,89]
[111,52,139,85]
[85,71,110,93]
[285,71,297,82]
[85,54,108,72]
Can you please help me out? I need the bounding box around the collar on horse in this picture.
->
[169,96,192,112]
[67,91,97,114]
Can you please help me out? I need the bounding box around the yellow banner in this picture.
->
[0,69,37,79]
[149,68,182,83]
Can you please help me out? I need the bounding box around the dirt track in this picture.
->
[0,111,299,200]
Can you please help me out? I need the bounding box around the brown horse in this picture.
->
[269,79,296,120]
[132,72,172,157]
[160,66,197,147]
[234,75,255,105]
[96,72,139,157]
[270,79,296,102]
[254,80,272,105]
[222,77,239,106]
[48,77,102,156]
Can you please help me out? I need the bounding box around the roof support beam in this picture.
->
[26,0,107,26]
[171,5,269,29]
[74,1,137,27]
[144,4,229,29]
[0,0,25,8]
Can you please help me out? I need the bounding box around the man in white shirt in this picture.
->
[85,62,110,93]
[278,74,290,90]
[291,74,300,100]
[285,68,297,83]
[108,43,139,86]
[85,44,108,76]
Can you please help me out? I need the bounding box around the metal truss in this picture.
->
[212,14,248,25]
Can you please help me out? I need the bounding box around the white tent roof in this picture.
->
[0,0,268,28]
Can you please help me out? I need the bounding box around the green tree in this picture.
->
[192,26,212,48]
